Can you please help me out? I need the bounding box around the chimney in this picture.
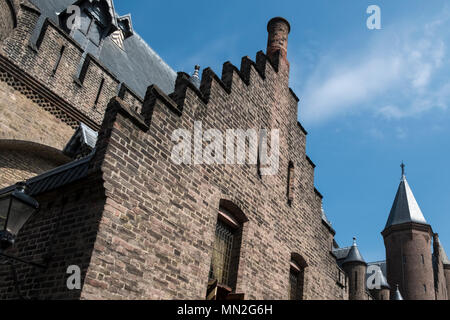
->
[266,17,291,67]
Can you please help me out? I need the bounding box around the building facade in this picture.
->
[0,0,448,300]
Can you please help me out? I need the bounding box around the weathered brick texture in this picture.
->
[0,78,73,187]
[0,4,143,129]
[383,224,436,300]
[0,4,349,300]
[433,234,449,300]
[0,0,16,42]
[78,49,347,300]
[0,177,106,300]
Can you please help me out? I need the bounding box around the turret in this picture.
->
[342,238,367,300]
[382,163,435,300]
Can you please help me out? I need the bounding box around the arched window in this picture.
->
[289,253,307,300]
[287,162,294,205]
[207,200,247,300]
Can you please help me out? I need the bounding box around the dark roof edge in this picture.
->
[321,219,336,235]
[0,153,94,197]
[297,121,308,135]
[314,187,323,199]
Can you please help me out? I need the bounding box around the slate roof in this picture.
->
[63,122,98,157]
[321,206,333,230]
[392,285,404,300]
[333,247,351,262]
[0,153,93,197]
[366,261,390,289]
[385,175,428,230]
[333,242,391,291]
[29,0,177,96]
[343,240,366,265]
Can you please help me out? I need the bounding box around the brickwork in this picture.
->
[0,177,106,300]
[0,78,73,187]
[0,0,447,301]
[0,142,69,189]
[0,4,143,129]
[433,234,449,300]
[0,2,350,300]
[383,224,436,300]
[371,288,390,300]
[0,0,16,42]
[78,47,346,300]
[342,262,367,300]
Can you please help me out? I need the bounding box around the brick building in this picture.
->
[0,0,448,300]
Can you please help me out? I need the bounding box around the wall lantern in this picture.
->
[0,182,39,251]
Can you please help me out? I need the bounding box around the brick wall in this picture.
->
[0,4,347,300]
[78,52,346,300]
[343,263,367,300]
[383,224,436,300]
[0,0,15,42]
[0,3,143,130]
[433,235,449,300]
[370,288,390,300]
[0,176,106,300]
[0,78,73,187]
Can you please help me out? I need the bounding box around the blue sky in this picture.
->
[115,0,450,262]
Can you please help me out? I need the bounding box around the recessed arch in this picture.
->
[0,139,70,164]
[0,0,17,42]
[0,139,71,188]
[219,199,249,224]
[291,252,308,268]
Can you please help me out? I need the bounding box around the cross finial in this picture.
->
[353,237,357,246]
[401,162,406,177]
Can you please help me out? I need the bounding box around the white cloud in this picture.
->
[298,9,450,125]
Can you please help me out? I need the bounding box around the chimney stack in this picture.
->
[266,17,291,67]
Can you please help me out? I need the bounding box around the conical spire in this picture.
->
[384,163,427,230]
[392,285,404,300]
[343,237,366,265]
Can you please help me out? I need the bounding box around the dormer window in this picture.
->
[110,15,133,50]
[59,0,114,51]
[110,30,124,50]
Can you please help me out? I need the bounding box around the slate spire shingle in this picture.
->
[343,238,366,265]
[384,164,428,230]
